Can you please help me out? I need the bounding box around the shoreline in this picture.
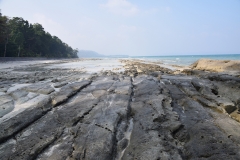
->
[0,57,76,61]
[1,57,240,73]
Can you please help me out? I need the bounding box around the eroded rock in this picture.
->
[1,60,240,160]
[51,80,91,107]
[0,95,14,118]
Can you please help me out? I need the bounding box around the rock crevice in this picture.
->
[1,60,240,159]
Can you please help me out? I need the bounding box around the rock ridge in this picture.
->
[1,60,240,159]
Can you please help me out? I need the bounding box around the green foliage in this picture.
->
[0,11,78,58]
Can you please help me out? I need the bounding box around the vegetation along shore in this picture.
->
[0,11,78,58]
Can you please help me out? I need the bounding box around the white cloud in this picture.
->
[78,16,97,27]
[31,14,69,41]
[116,24,139,40]
[33,14,51,24]
[165,7,171,12]
[100,0,139,16]
[144,8,159,15]
[119,24,137,32]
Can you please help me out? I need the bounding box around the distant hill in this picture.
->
[77,50,104,58]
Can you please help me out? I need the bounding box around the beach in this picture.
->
[1,58,240,159]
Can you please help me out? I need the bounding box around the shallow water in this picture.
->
[129,54,240,66]
[45,59,124,73]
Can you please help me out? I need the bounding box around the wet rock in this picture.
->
[169,93,240,159]
[177,81,201,97]
[51,78,59,83]
[122,76,182,160]
[230,110,240,122]
[36,132,74,160]
[205,73,240,82]
[0,139,17,160]
[0,95,51,143]
[38,87,55,95]
[0,110,64,160]
[214,80,240,102]
[133,76,160,98]
[71,77,131,159]
[23,83,54,95]
[38,77,45,81]
[0,95,14,118]
[9,89,28,100]
[193,96,219,110]
[0,80,95,160]
[1,60,240,160]
[191,78,218,95]
[112,79,132,95]
[0,88,8,92]
[51,80,91,107]
[204,94,236,114]
[92,89,107,98]
[53,81,68,88]
[0,95,13,105]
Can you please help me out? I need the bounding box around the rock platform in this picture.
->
[1,60,240,160]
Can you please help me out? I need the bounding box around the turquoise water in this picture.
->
[128,54,240,66]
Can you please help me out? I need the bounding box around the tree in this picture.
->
[11,31,24,57]
[0,14,10,57]
[0,11,78,58]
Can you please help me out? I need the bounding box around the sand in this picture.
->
[0,60,57,69]
[0,58,124,73]
[191,58,240,73]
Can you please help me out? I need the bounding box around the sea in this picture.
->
[124,54,240,66]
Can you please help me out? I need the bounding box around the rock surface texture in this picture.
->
[190,59,240,74]
[1,60,240,160]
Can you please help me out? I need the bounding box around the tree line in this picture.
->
[0,11,78,58]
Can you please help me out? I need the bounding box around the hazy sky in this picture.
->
[1,0,240,56]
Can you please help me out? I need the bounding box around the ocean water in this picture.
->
[128,54,240,66]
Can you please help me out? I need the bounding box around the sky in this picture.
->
[0,0,240,56]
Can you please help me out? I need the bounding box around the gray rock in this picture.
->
[36,132,74,160]
[9,89,28,100]
[122,76,182,160]
[51,80,91,106]
[193,95,219,110]
[92,89,107,98]
[23,83,54,95]
[53,81,68,88]
[38,86,55,95]
[0,95,13,106]
[0,95,51,143]
[0,139,17,160]
[1,110,64,160]
[204,94,236,114]
[1,60,240,160]
[168,90,240,159]
[0,95,14,118]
